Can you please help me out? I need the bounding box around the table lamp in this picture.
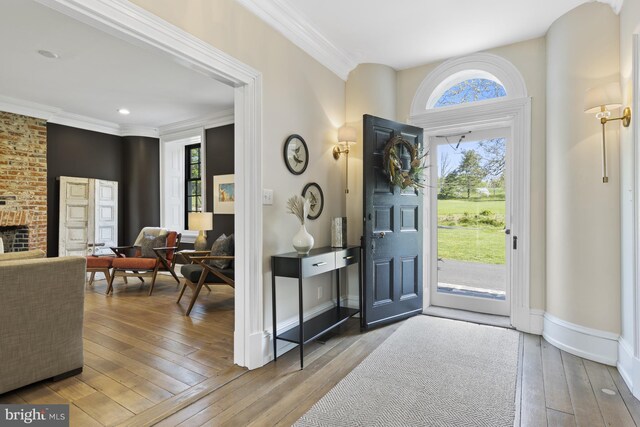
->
[188,212,213,250]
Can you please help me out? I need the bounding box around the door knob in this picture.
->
[504,229,511,235]
[372,232,385,239]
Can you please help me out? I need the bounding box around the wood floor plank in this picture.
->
[47,377,97,402]
[16,384,70,404]
[119,347,207,386]
[546,408,576,427]
[560,351,604,426]
[84,321,218,377]
[116,365,247,427]
[78,366,155,414]
[69,404,102,427]
[0,392,28,404]
[84,349,175,404]
[541,339,573,414]
[84,341,192,393]
[521,334,547,427]
[608,365,640,425]
[157,341,331,427]
[583,359,635,427]
[73,391,134,426]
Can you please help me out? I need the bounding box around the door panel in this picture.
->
[93,179,118,256]
[59,176,90,257]
[362,114,424,328]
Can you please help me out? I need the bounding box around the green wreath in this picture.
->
[382,136,427,190]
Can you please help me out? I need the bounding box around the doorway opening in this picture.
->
[429,127,511,316]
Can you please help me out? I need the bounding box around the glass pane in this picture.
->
[436,138,506,300]
[190,148,200,163]
[191,164,200,179]
[434,78,506,108]
[188,180,202,196]
[196,196,202,211]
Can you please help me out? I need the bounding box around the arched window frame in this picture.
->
[411,53,527,115]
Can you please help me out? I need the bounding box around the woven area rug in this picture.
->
[295,315,520,427]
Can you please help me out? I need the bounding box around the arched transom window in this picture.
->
[433,78,506,108]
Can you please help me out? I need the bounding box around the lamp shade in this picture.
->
[338,125,357,144]
[584,83,622,113]
[188,212,213,231]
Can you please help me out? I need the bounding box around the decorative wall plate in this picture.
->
[283,134,309,175]
[302,182,324,220]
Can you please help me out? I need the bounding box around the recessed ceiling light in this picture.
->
[118,108,130,115]
[37,50,59,59]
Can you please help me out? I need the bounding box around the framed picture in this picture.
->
[283,134,309,175]
[213,174,235,214]
[302,182,324,220]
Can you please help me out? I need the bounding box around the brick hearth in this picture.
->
[0,112,47,252]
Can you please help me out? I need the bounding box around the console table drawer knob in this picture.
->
[343,256,354,260]
[313,261,327,267]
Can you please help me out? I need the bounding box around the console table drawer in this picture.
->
[335,247,359,268]
[301,253,335,277]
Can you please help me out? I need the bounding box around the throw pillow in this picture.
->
[208,234,233,269]
[140,234,167,258]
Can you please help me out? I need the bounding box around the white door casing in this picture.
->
[59,176,90,257]
[39,0,264,368]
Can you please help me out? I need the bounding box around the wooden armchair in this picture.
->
[107,231,182,296]
[177,251,235,316]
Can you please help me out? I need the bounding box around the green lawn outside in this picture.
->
[437,198,506,264]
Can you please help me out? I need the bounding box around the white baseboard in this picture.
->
[542,312,618,366]
[617,338,640,400]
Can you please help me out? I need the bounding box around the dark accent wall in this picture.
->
[122,136,160,244]
[205,124,234,247]
[47,124,160,256]
[47,124,124,257]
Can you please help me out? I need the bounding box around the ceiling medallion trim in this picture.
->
[235,0,356,80]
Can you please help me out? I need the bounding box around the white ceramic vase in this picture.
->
[292,224,314,255]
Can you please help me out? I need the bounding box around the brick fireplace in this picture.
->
[0,112,47,252]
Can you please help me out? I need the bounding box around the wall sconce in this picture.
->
[333,125,357,193]
[584,82,632,183]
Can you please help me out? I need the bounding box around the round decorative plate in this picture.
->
[302,182,324,220]
[283,134,309,175]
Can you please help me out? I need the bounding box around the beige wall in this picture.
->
[620,0,640,343]
[129,0,347,327]
[395,37,547,310]
[546,3,620,333]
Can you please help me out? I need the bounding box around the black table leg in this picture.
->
[336,268,341,311]
[298,273,304,369]
[272,258,277,361]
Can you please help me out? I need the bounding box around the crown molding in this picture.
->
[235,0,356,80]
[595,0,624,14]
[120,125,159,138]
[158,108,234,136]
[0,95,61,121]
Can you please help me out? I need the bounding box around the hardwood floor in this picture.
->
[0,276,245,427]
[521,334,640,426]
[1,278,639,426]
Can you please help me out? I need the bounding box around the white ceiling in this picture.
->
[238,0,622,78]
[0,0,234,135]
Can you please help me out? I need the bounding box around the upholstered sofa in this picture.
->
[0,250,86,394]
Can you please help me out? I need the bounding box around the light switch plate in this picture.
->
[262,189,274,205]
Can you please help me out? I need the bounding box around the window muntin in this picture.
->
[434,78,506,108]
[185,143,202,224]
